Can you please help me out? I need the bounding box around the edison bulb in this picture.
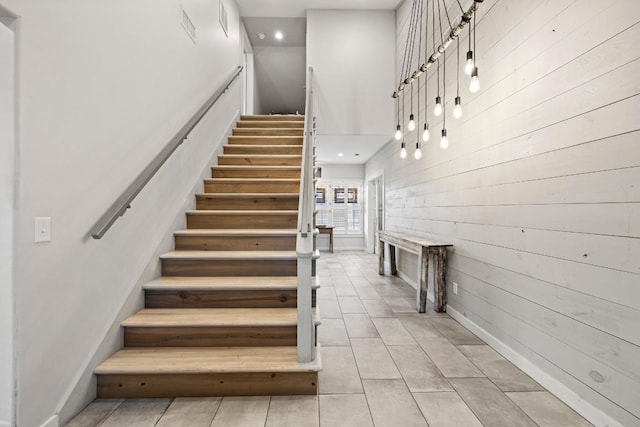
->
[453,96,463,119]
[394,125,402,141]
[469,68,480,93]
[414,146,423,160]
[400,145,407,159]
[434,96,443,116]
[440,130,449,149]
[464,51,474,75]
[408,114,416,131]
[422,123,430,142]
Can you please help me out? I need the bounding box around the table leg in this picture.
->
[378,240,385,275]
[330,229,333,253]
[417,246,429,313]
[389,244,397,276]
[434,247,447,313]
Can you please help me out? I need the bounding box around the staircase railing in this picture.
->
[296,67,317,363]
[90,65,243,239]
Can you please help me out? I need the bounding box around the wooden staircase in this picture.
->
[95,115,321,398]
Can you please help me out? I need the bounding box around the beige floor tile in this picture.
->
[450,378,537,427]
[506,391,593,427]
[363,379,428,427]
[318,346,364,394]
[416,334,484,378]
[335,286,358,296]
[361,299,395,317]
[66,399,123,427]
[338,296,367,314]
[316,287,337,301]
[318,318,350,346]
[354,286,382,300]
[319,394,373,427]
[211,396,270,427]
[413,392,483,427]
[383,296,417,313]
[343,314,380,338]
[318,300,342,318]
[459,345,543,391]
[156,397,221,427]
[427,317,484,345]
[372,318,416,345]
[388,345,452,392]
[398,314,445,340]
[373,284,401,297]
[100,399,170,427]
[266,396,319,427]
[351,338,401,379]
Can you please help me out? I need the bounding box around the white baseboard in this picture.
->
[40,414,59,427]
[446,305,625,427]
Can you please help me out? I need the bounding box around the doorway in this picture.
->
[367,175,384,254]
[0,11,16,427]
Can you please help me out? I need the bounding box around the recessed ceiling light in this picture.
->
[258,33,265,40]
[274,31,283,40]
[337,153,344,157]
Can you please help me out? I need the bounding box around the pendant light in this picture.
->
[394,97,402,140]
[437,0,448,149]
[469,11,480,93]
[453,38,463,119]
[408,82,416,131]
[464,18,473,75]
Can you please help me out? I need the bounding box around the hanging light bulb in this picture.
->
[434,96,443,116]
[422,123,430,142]
[414,142,423,160]
[440,129,448,149]
[408,114,416,131]
[464,51,474,75]
[395,124,402,140]
[453,96,463,119]
[469,67,480,93]
[400,142,407,159]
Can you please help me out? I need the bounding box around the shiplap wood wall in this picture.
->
[365,0,640,425]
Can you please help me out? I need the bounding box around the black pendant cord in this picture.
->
[456,37,460,97]
[400,0,417,82]
[437,0,445,130]
[424,0,429,122]
[417,0,423,134]
[432,0,439,100]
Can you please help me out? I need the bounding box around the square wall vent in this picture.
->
[181,6,197,43]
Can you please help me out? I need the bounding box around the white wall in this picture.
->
[0,15,15,427]
[366,0,640,425]
[1,0,244,425]
[307,9,395,136]
[254,46,306,114]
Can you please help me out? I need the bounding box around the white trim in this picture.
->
[447,305,625,427]
[39,414,58,427]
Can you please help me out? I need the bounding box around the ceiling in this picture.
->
[243,17,306,47]
[235,0,403,18]
[316,135,391,164]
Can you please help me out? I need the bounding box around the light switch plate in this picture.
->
[35,217,51,243]
[453,282,458,295]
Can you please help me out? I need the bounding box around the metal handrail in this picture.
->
[90,65,243,239]
[296,67,317,363]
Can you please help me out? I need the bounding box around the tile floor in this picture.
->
[67,251,592,427]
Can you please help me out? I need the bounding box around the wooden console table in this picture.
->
[317,225,334,253]
[378,231,452,313]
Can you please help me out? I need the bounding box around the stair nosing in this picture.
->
[186,210,297,215]
[196,193,299,198]
[160,250,298,260]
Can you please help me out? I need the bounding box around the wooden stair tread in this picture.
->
[121,307,319,327]
[241,115,304,120]
[219,154,302,158]
[143,276,319,291]
[174,229,297,236]
[197,193,299,198]
[205,178,300,182]
[186,210,297,215]
[213,165,301,169]
[95,346,319,374]
[160,250,297,260]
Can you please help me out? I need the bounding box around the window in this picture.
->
[315,182,363,234]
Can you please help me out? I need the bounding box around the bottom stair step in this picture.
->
[95,346,320,398]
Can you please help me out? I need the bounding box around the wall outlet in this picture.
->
[35,217,51,243]
[453,282,458,295]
